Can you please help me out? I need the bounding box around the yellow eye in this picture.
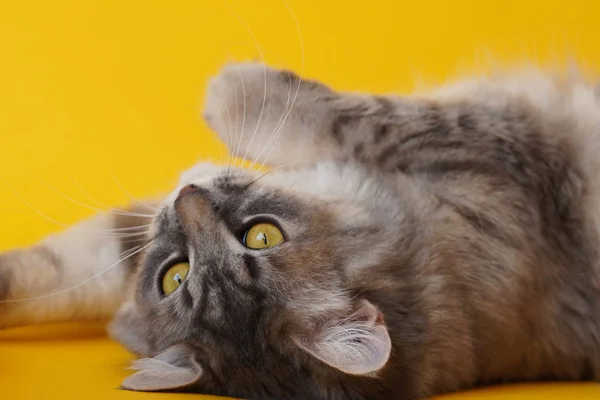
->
[162,262,190,295]
[243,223,284,249]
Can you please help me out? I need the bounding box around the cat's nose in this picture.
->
[177,184,200,200]
[174,183,216,229]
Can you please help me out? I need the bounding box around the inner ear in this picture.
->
[293,299,391,375]
[120,344,203,392]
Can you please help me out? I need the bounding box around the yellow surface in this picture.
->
[1,0,599,399]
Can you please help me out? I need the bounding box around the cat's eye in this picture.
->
[243,223,284,249]
[162,262,190,295]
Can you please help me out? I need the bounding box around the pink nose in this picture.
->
[178,184,199,199]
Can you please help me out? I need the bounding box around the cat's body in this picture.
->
[1,63,600,399]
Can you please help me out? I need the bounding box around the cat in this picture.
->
[1,62,600,400]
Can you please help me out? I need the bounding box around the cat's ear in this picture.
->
[121,344,202,392]
[293,300,391,375]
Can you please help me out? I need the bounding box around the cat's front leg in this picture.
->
[0,205,156,329]
[204,62,348,168]
[204,62,422,171]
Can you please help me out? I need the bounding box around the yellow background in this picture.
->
[0,0,599,399]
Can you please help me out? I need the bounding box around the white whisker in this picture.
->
[249,0,305,169]
[247,160,317,187]
[120,236,152,244]
[109,172,159,212]
[0,178,151,238]
[248,71,293,169]
[223,1,267,168]
[38,178,154,219]
[104,224,153,232]
[235,63,248,168]
[239,61,267,165]
[72,180,155,218]
[73,180,115,209]
[231,57,241,169]
[217,97,234,172]
[220,50,237,176]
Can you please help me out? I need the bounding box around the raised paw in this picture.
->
[203,63,302,153]
[203,62,334,166]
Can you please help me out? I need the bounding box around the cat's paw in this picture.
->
[204,63,288,145]
[204,62,337,166]
[204,63,319,158]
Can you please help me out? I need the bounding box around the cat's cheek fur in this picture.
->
[109,301,154,357]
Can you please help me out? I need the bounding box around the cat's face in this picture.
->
[109,163,395,396]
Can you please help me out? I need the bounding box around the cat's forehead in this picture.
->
[177,162,260,190]
[178,162,231,187]
[175,163,311,214]
[164,163,256,207]
[152,164,307,240]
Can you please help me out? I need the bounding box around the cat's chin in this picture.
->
[108,302,153,358]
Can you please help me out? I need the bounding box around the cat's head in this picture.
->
[109,162,408,396]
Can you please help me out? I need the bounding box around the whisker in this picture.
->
[38,178,154,219]
[221,86,235,176]
[239,61,266,165]
[244,160,316,189]
[212,97,233,172]
[109,172,159,212]
[0,178,152,238]
[73,180,116,209]
[72,180,155,218]
[120,236,153,244]
[248,71,293,170]
[231,56,241,170]
[0,242,152,303]
[223,1,267,169]
[234,63,248,170]
[250,0,305,169]
[105,224,153,232]
[220,50,237,177]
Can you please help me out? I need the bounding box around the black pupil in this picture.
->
[257,232,268,245]
[173,273,182,284]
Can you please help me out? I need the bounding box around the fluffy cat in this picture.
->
[1,62,600,400]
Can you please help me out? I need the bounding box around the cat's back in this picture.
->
[423,68,600,274]
[357,69,600,394]
[421,68,600,384]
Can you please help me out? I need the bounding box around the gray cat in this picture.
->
[1,63,600,399]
